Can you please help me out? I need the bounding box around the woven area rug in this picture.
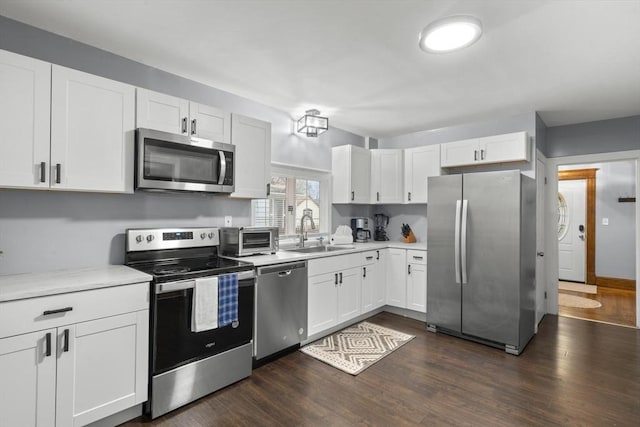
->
[559,293,602,308]
[300,322,414,375]
[559,281,597,294]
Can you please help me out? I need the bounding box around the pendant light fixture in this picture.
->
[297,109,328,137]
[418,15,482,53]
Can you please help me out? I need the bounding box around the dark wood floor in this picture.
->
[559,286,636,327]
[122,312,640,426]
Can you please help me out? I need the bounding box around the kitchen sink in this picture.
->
[285,245,354,254]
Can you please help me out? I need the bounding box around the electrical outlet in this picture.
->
[602,218,609,226]
[224,216,232,227]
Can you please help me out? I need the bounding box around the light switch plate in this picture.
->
[602,218,609,225]
[224,216,232,226]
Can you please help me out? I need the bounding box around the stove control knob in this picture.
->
[208,232,214,239]
[200,233,206,240]
[135,235,143,243]
[146,235,154,243]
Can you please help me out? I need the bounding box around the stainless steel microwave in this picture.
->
[135,128,235,193]
[219,227,279,257]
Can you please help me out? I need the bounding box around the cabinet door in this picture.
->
[440,138,478,168]
[373,249,387,308]
[51,66,135,193]
[350,145,371,204]
[0,50,51,189]
[361,264,375,313]
[230,114,271,198]
[190,102,231,143]
[135,88,189,134]
[404,145,441,203]
[307,272,338,336]
[385,248,407,307]
[477,131,529,165]
[0,329,56,427]
[338,267,361,322]
[56,311,149,427]
[371,149,403,203]
[407,263,427,313]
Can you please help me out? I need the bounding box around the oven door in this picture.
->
[136,128,234,193]
[151,272,254,375]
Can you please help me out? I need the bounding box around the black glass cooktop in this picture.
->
[130,256,253,283]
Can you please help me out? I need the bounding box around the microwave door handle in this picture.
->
[218,151,227,185]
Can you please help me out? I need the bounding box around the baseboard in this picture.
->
[85,404,142,427]
[595,276,636,291]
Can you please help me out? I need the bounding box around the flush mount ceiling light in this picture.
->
[418,15,482,53]
[297,109,328,137]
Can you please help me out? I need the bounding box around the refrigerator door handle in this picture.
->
[461,199,469,284]
[454,200,462,284]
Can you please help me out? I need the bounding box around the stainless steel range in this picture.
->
[125,227,255,419]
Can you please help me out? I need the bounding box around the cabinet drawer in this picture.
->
[308,253,361,277]
[407,250,427,265]
[0,282,149,338]
[361,251,379,265]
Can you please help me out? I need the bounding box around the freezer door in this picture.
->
[461,170,521,345]
[427,174,462,332]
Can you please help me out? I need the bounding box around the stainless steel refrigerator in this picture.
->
[426,170,536,355]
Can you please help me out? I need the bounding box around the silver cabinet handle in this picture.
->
[55,163,61,184]
[191,118,197,135]
[218,151,227,185]
[181,117,188,133]
[40,162,46,183]
[454,200,462,284]
[461,199,469,284]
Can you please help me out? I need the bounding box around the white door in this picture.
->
[56,312,148,427]
[406,263,427,313]
[51,65,135,193]
[404,145,441,203]
[190,102,231,143]
[0,50,51,189]
[361,264,374,312]
[371,149,403,203]
[350,145,371,204]
[439,138,478,167]
[338,267,361,322]
[373,249,387,308]
[307,273,338,336]
[536,158,547,326]
[385,248,407,307]
[0,329,57,427]
[135,88,189,134]
[558,179,586,282]
[229,114,271,199]
[477,131,529,164]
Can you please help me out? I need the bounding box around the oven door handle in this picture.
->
[155,271,255,294]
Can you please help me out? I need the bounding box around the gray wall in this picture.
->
[0,15,364,275]
[546,115,640,158]
[559,161,637,280]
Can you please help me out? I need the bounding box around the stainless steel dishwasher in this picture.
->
[254,261,308,364]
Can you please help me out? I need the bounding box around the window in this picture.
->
[252,164,330,238]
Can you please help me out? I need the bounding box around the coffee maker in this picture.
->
[350,217,371,243]
[374,213,390,241]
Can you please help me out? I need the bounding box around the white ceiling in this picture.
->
[1,0,639,138]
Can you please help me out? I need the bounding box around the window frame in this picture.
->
[251,162,332,239]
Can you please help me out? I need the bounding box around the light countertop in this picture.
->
[230,241,427,267]
[0,265,153,303]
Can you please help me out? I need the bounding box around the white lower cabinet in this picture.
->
[386,248,407,307]
[307,254,362,337]
[361,249,386,313]
[407,250,427,313]
[0,283,149,427]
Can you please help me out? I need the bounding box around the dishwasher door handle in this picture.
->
[277,270,292,277]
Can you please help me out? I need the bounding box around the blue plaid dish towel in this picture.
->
[218,273,238,327]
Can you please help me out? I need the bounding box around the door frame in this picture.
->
[545,150,640,329]
[558,168,597,284]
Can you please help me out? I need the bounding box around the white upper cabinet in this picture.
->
[229,114,272,199]
[371,149,404,204]
[51,65,135,193]
[0,49,51,189]
[136,88,231,143]
[440,131,529,168]
[404,145,441,203]
[332,144,371,204]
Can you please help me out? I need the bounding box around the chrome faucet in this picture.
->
[299,210,315,247]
